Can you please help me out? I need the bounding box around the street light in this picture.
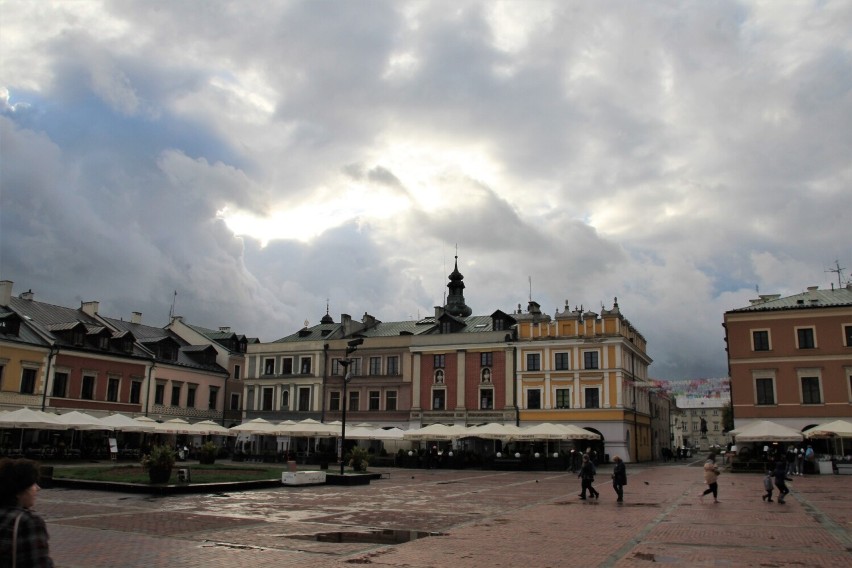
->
[339,337,363,475]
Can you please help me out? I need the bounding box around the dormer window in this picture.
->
[98,335,109,349]
[73,329,84,346]
[441,321,453,334]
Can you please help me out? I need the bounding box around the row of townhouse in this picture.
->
[242,258,661,462]
[724,283,852,434]
[1,257,666,462]
[0,280,252,427]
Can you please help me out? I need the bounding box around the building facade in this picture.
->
[724,284,852,432]
[674,396,730,449]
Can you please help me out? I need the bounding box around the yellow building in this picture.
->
[515,299,653,462]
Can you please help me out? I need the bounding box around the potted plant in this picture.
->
[198,442,218,465]
[141,445,176,483]
[347,446,370,472]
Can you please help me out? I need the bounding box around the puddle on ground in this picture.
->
[286,529,445,545]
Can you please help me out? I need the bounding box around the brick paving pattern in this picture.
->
[37,462,851,567]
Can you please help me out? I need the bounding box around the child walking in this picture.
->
[761,470,774,502]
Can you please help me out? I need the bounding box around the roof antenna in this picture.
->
[826,260,846,289]
[528,276,532,302]
[168,290,177,320]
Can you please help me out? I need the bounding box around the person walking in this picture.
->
[0,458,55,567]
[773,459,792,504]
[611,455,627,502]
[578,454,599,500]
[761,470,774,502]
[785,447,797,476]
[700,459,720,503]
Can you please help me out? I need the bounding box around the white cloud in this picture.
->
[2,0,851,378]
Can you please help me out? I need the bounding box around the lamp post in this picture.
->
[339,338,363,475]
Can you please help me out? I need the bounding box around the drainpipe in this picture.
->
[513,345,520,427]
[144,360,156,416]
[321,344,329,422]
[40,345,59,411]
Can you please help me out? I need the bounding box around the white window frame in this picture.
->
[752,370,776,406]
[796,368,823,405]
[431,388,446,410]
[750,328,771,351]
[794,326,817,349]
[554,387,571,409]
[479,387,494,410]
[525,387,542,409]
[525,351,542,371]
[582,386,601,408]
[582,350,600,370]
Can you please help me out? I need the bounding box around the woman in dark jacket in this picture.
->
[773,459,792,504]
[0,458,54,567]
[612,455,627,502]
[578,454,599,500]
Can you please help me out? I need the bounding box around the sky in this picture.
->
[1,1,850,381]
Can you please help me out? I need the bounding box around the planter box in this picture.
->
[817,460,834,475]
[282,471,327,486]
[836,463,852,475]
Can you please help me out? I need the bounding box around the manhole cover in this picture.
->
[287,529,445,544]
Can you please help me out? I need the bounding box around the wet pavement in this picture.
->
[38,462,852,567]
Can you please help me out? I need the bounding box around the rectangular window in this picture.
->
[348,391,359,411]
[369,390,381,410]
[432,389,445,410]
[481,352,493,366]
[845,325,852,347]
[263,358,275,375]
[281,358,293,375]
[526,353,541,371]
[527,389,541,409]
[107,378,120,402]
[208,388,218,410]
[554,352,570,370]
[20,368,37,394]
[797,328,815,349]
[187,385,197,408]
[261,387,273,411]
[385,390,397,411]
[81,375,95,400]
[434,354,446,368]
[128,381,141,404]
[332,358,345,375]
[756,378,775,405]
[230,393,240,411]
[555,388,570,409]
[233,364,241,380]
[52,372,68,398]
[369,357,382,375]
[480,388,493,409]
[801,377,821,404]
[281,390,289,409]
[752,330,770,351]
[584,388,600,409]
[155,383,165,405]
[246,388,254,410]
[171,385,181,406]
[387,356,399,376]
[329,391,341,411]
[298,386,311,411]
[583,352,599,370]
[300,357,312,374]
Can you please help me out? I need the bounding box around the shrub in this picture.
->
[141,445,176,470]
[347,446,370,472]
[198,442,218,465]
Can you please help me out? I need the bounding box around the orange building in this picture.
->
[724,284,852,432]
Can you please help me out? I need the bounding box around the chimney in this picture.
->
[131,312,142,324]
[81,301,99,316]
[0,281,12,305]
[20,289,34,301]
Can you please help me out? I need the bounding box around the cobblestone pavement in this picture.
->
[38,462,852,567]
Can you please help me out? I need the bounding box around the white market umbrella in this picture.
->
[803,420,852,439]
[730,420,804,442]
[191,420,234,436]
[100,413,155,432]
[54,411,108,431]
[155,418,196,435]
[0,407,66,430]
[513,423,572,441]
[464,423,522,440]
[560,424,602,440]
[229,418,279,435]
[403,423,467,441]
[281,418,341,437]
[368,427,405,441]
